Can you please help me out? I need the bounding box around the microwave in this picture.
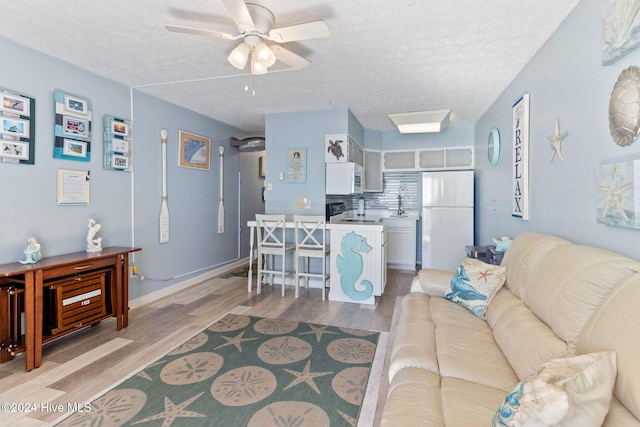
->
[325,162,363,195]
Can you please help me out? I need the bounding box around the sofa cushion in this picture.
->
[577,273,640,421]
[428,295,518,391]
[381,367,444,427]
[444,258,506,318]
[489,288,573,380]
[491,351,617,427]
[412,267,455,295]
[524,244,640,347]
[388,292,438,382]
[500,232,572,299]
[441,377,509,427]
[603,397,640,427]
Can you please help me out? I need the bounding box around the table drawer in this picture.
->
[44,271,110,335]
[41,256,118,281]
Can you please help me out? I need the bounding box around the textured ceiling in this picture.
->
[1,0,580,135]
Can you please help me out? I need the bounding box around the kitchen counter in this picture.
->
[246,216,387,300]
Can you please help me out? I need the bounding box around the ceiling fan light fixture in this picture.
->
[251,53,268,75]
[228,42,250,69]
[388,109,452,133]
[254,42,276,68]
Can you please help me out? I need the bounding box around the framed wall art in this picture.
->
[54,89,92,162]
[56,169,90,206]
[602,0,640,65]
[178,130,211,170]
[287,148,307,183]
[596,159,639,229]
[512,93,530,220]
[0,87,36,165]
[103,115,133,171]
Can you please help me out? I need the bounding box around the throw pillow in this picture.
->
[492,351,617,427]
[444,257,506,318]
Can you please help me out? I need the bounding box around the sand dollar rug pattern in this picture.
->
[57,314,379,426]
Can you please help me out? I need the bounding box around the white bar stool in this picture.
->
[293,215,329,300]
[255,214,295,296]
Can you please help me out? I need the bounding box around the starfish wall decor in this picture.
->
[547,118,569,162]
[596,160,638,228]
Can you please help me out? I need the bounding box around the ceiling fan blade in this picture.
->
[268,20,330,43]
[270,45,311,70]
[165,24,238,40]
[220,0,255,33]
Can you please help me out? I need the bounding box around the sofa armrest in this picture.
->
[410,268,455,294]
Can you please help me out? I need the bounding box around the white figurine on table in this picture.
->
[19,237,43,264]
[86,218,103,252]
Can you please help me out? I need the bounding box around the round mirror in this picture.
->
[487,127,500,166]
[609,66,640,147]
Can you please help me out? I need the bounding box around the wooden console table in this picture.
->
[0,246,140,371]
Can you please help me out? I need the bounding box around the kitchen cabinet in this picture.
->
[383,150,416,171]
[383,146,474,171]
[383,216,417,270]
[325,134,364,166]
[363,149,383,192]
[418,146,474,169]
[328,222,386,305]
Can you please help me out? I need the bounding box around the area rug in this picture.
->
[57,314,380,426]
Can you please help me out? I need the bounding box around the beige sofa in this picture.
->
[380,232,640,426]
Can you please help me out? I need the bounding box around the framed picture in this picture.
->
[62,115,90,139]
[1,140,29,160]
[512,93,530,220]
[1,92,30,117]
[0,87,35,165]
[103,115,132,171]
[112,138,129,153]
[287,148,307,183]
[57,169,90,205]
[62,138,88,158]
[259,156,266,178]
[63,93,89,116]
[111,154,130,170]
[1,116,30,138]
[179,130,211,170]
[111,120,129,137]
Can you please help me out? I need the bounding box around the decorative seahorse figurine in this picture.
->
[336,231,374,300]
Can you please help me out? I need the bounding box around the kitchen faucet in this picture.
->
[397,194,404,216]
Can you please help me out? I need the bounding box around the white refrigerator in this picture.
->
[421,170,474,271]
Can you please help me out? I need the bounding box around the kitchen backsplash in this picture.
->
[327,172,419,213]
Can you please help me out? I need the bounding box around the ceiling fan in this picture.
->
[165,0,330,75]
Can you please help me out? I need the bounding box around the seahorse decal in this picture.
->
[336,231,374,300]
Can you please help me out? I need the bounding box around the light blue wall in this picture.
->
[0,37,131,264]
[264,107,349,215]
[0,37,246,300]
[475,0,640,258]
[129,92,242,299]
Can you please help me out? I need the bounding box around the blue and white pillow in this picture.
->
[444,257,506,318]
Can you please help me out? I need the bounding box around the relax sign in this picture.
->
[512,93,529,220]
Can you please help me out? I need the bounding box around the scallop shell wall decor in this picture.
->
[602,0,640,65]
[609,66,640,146]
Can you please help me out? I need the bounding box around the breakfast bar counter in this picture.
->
[246,217,385,304]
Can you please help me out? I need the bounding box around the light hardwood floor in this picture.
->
[0,266,415,426]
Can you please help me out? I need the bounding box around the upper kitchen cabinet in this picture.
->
[363,149,383,192]
[325,134,364,166]
[383,146,474,171]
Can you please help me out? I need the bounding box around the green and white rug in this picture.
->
[57,314,381,426]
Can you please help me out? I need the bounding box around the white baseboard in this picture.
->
[129,258,249,309]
